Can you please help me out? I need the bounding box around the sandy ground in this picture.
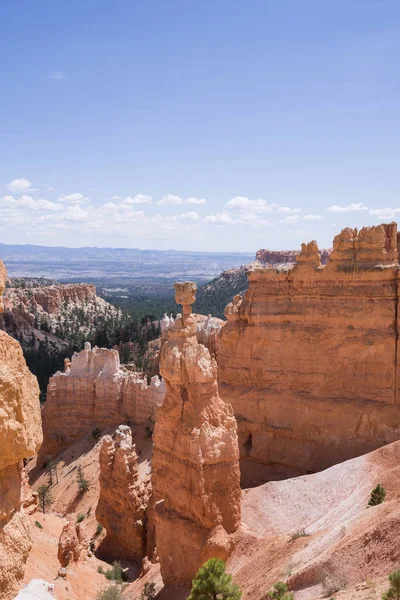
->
[21,430,400,600]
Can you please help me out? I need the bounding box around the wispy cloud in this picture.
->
[158,194,206,206]
[48,71,66,80]
[326,203,368,213]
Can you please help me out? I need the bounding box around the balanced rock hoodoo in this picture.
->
[152,281,241,586]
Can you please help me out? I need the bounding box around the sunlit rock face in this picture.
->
[152,281,241,587]
[219,223,400,487]
[0,260,43,600]
[38,343,165,462]
[96,425,149,563]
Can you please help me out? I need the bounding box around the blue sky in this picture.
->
[1,0,399,252]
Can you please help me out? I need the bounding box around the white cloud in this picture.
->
[61,205,89,221]
[0,195,61,211]
[186,197,206,205]
[326,203,368,213]
[225,196,277,213]
[178,212,200,221]
[279,214,323,224]
[158,194,207,206]
[277,206,302,214]
[158,194,185,206]
[48,71,66,80]
[7,178,32,193]
[278,215,301,223]
[303,214,323,221]
[369,208,400,220]
[121,194,152,205]
[59,193,89,204]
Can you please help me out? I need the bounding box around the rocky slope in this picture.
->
[152,281,241,586]
[38,343,165,462]
[219,223,400,487]
[0,260,43,599]
[3,280,121,345]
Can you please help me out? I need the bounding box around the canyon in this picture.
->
[4,222,400,600]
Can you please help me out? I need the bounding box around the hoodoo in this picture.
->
[219,223,400,487]
[96,425,149,562]
[152,281,241,587]
[0,261,43,599]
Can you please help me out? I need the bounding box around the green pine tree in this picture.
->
[382,570,400,600]
[368,483,386,506]
[265,581,293,600]
[188,558,241,600]
[37,484,53,514]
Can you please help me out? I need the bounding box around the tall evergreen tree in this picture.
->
[188,558,241,600]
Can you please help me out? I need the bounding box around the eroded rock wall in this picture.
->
[0,260,43,599]
[219,223,400,487]
[255,248,331,265]
[39,344,165,461]
[96,425,149,562]
[152,282,241,586]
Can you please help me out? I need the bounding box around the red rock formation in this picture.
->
[58,521,85,567]
[39,343,165,461]
[219,223,400,487]
[0,260,43,599]
[152,281,241,586]
[2,282,121,348]
[256,248,331,265]
[96,425,149,562]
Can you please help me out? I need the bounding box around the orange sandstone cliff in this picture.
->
[0,261,43,599]
[152,281,241,587]
[219,223,400,487]
[96,425,149,563]
[39,343,165,461]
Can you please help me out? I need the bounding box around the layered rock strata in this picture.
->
[255,248,331,265]
[0,261,43,599]
[96,425,149,562]
[152,281,241,586]
[2,282,121,346]
[39,343,165,461]
[219,223,400,487]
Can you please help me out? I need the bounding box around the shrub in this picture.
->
[266,581,293,600]
[382,569,400,600]
[95,523,103,536]
[290,529,309,541]
[76,513,85,523]
[188,558,241,600]
[76,465,89,494]
[96,585,122,600]
[98,561,128,583]
[35,521,43,529]
[92,426,101,441]
[368,484,386,507]
[140,582,157,600]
